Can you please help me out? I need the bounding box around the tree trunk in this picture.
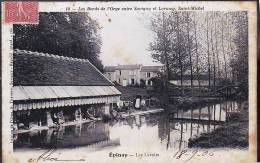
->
[194,13,201,89]
[186,12,193,94]
[221,14,228,82]
[206,12,211,87]
[210,22,216,87]
[162,12,169,106]
[214,13,221,86]
[177,13,184,95]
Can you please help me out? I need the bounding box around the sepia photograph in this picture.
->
[1,1,257,163]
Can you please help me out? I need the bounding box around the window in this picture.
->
[129,71,133,75]
[117,70,121,76]
[147,72,151,78]
[148,80,153,86]
[131,79,135,85]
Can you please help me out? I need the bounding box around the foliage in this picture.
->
[149,12,191,79]
[229,12,248,97]
[13,12,104,71]
[148,11,248,96]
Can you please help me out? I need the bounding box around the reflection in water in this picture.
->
[14,121,120,150]
[14,101,243,152]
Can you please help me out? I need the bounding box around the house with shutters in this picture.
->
[13,49,121,129]
[104,64,163,86]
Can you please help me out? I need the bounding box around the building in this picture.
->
[104,64,162,86]
[140,66,163,86]
[170,73,213,86]
[13,49,121,129]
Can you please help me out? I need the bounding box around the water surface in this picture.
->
[14,101,242,152]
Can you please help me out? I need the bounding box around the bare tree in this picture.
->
[193,13,201,88]
[147,11,248,97]
[214,13,221,85]
[206,12,211,87]
[186,12,194,89]
[221,13,228,82]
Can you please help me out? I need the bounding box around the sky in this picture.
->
[90,12,162,67]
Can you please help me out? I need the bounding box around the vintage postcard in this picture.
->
[1,1,257,163]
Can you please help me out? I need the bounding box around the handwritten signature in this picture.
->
[173,149,216,162]
[28,148,85,163]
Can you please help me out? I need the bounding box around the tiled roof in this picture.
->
[13,86,121,101]
[140,66,162,72]
[104,64,161,72]
[13,49,113,86]
[117,64,142,70]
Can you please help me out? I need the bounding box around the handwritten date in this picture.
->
[173,149,214,162]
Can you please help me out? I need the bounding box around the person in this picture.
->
[141,99,146,110]
[134,95,141,109]
[51,112,60,125]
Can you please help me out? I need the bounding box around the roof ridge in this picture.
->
[13,49,89,63]
[118,64,142,66]
[142,65,162,67]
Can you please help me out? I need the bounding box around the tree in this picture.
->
[206,12,211,87]
[149,12,173,105]
[147,11,248,98]
[13,12,104,71]
[149,11,190,96]
[184,12,196,89]
[221,13,228,82]
[230,11,248,97]
[193,13,201,87]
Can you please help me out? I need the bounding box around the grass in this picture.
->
[116,86,152,101]
[188,107,248,148]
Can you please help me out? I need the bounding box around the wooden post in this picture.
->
[104,103,110,115]
[39,118,42,127]
[46,111,54,127]
[219,103,222,121]
[199,107,201,120]
[208,106,211,121]
[213,104,216,121]
[191,107,193,119]
[213,104,216,130]
[197,123,199,135]
[190,123,193,137]
[225,102,228,121]
[135,115,140,127]
[179,123,183,150]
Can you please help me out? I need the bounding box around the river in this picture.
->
[13,100,244,152]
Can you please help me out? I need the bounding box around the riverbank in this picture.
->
[188,104,248,148]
